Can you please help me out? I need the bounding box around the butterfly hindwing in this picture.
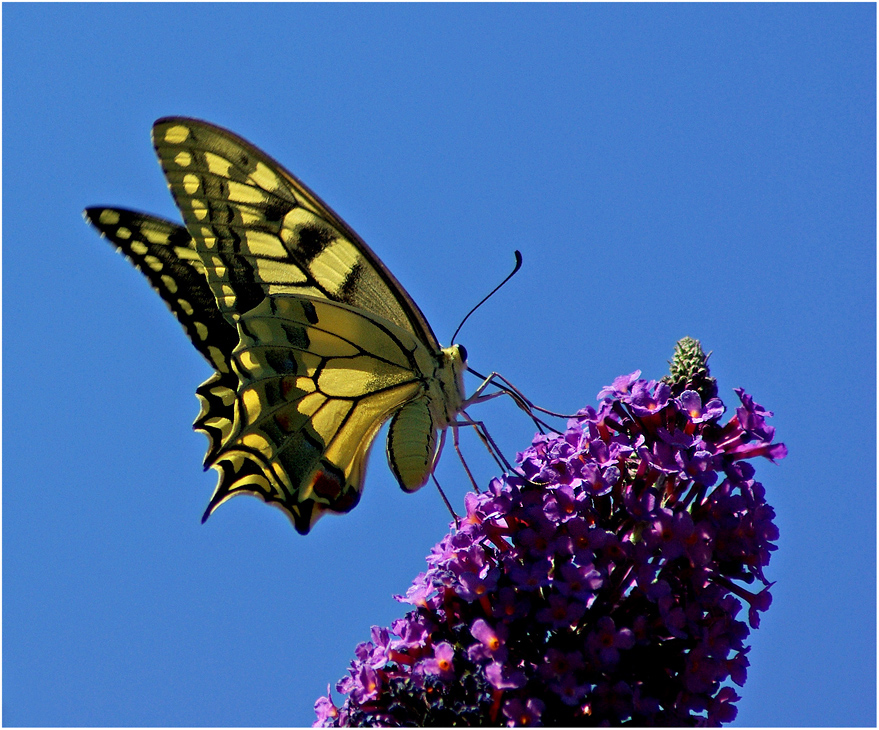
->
[210,295,436,533]
[193,370,239,466]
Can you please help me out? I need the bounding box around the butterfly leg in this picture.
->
[431,472,460,527]
[465,371,563,435]
[462,373,536,428]
[448,421,482,493]
[428,429,464,522]
[438,426,474,492]
[455,410,518,476]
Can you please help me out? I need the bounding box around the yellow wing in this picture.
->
[151,117,440,347]
[150,118,469,533]
[83,207,240,468]
[210,295,465,533]
[83,207,237,375]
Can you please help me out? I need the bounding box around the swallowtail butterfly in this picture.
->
[85,118,472,534]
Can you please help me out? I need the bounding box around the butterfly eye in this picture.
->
[457,345,468,362]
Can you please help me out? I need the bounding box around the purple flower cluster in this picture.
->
[315,349,784,726]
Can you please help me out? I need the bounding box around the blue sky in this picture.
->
[3,3,874,727]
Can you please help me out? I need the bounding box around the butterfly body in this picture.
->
[85,118,468,534]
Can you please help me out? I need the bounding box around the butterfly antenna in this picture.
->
[451,250,523,345]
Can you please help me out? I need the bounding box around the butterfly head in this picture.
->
[441,343,467,371]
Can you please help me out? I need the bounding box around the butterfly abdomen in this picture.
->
[387,398,438,492]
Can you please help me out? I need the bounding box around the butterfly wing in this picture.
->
[151,118,468,530]
[84,208,241,466]
[83,207,237,373]
[151,117,440,348]
[212,294,446,533]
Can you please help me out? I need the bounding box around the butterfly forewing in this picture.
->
[151,118,440,348]
[83,207,238,373]
[83,207,250,469]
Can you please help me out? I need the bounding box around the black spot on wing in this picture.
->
[261,200,288,225]
[301,299,319,324]
[338,261,365,304]
[261,349,299,376]
[297,223,336,262]
[224,242,268,315]
[279,322,310,350]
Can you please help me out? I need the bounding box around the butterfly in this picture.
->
[85,117,479,534]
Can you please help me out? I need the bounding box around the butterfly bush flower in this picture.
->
[315,338,783,726]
